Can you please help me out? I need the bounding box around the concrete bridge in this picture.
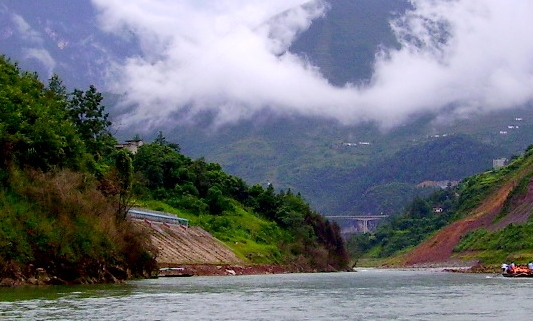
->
[327,215,389,234]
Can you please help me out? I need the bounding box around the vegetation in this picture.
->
[348,144,533,265]
[0,55,349,285]
[347,186,459,259]
[451,145,533,263]
[0,55,156,284]
[131,135,349,270]
[162,112,508,221]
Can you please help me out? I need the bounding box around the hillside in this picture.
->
[4,0,533,220]
[0,55,350,286]
[395,145,533,266]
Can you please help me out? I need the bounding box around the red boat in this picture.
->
[501,264,533,277]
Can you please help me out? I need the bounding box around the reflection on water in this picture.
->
[1,269,532,321]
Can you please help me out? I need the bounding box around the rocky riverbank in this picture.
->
[443,263,501,274]
[158,262,347,277]
[0,260,151,287]
[1,262,347,287]
[164,264,289,276]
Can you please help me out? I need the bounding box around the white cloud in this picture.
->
[11,13,43,44]
[91,0,533,129]
[23,48,56,77]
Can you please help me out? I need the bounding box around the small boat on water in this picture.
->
[158,267,194,277]
[501,263,533,277]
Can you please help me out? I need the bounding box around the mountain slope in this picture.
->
[4,0,533,220]
[0,0,139,89]
[291,0,410,85]
[398,146,533,265]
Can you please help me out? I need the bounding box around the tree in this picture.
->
[115,150,134,221]
[67,85,114,158]
[132,141,187,191]
[0,56,85,171]
[154,131,180,151]
[46,74,67,100]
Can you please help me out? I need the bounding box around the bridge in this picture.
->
[327,215,389,234]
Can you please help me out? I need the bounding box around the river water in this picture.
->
[0,269,531,320]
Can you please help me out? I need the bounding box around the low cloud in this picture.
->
[91,0,533,129]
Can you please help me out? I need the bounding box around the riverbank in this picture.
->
[444,263,501,274]
[164,264,289,276]
[358,256,502,274]
[1,261,349,287]
[158,262,347,277]
[0,260,145,288]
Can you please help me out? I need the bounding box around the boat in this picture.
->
[501,263,533,277]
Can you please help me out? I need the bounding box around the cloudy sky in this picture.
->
[90,0,533,129]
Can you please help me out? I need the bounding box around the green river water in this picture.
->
[1,269,531,320]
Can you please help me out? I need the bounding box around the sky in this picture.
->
[90,0,533,129]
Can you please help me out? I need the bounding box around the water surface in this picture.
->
[1,269,530,320]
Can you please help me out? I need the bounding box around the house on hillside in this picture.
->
[417,180,459,189]
[493,158,508,169]
[115,139,143,154]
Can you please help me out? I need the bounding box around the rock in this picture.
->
[0,278,18,287]
[27,277,39,285]
[225,269,236,276]
[49,276,67,285]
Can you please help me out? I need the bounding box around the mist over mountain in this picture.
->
[2,0,533,218]
[4,0,533,129]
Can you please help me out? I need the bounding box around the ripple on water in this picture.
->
[1,270,533,321]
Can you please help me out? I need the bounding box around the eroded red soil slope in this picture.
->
[400,170,533,266]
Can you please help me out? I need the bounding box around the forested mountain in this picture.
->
[348,144,533,267]
[318,134,505,216]
[160,112,527,218]
[0,56,348,285]
[2,0,532,221]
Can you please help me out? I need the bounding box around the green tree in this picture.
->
[154,131,180,151]
[133,141,187,191]
[46,74,67,100]
[0,56,85,171]
[205,185,233,215]
[67,85,114,158]
[115,150,134,221]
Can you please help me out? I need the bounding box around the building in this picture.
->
[115,139,144,154]
[493,158,508,169]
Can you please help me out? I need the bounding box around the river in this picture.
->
[0,269,531,320]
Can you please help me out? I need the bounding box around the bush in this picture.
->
[0,169,157,280]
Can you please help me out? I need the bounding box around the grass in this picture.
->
[1,169,157,280]
[136,199,293,264]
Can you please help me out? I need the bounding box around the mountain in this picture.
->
[398,145,533,266]
[2,0,532,219]
[291,0,410,85]
[0,0,140,89]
